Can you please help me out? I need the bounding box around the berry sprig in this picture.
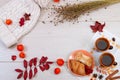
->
[54,58,64,75]
[19,13,31,27]
[11,44,25,61]
[17,44,26,58]
[15,56,53,80]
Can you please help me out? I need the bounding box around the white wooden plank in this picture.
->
[0,62,90,80]
[0,22,120,61]
[0,0,120,80]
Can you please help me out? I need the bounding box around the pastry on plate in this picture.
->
[77,62,86,75]
[75,52,93,67]
[70,60,86,75]
[70,60,80,73]
[68,50,94,76]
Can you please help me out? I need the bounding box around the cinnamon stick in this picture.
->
[110,76,120,80]
[106,70,119,80]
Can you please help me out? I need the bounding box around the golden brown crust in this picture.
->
[70,60,86,75]
[75,52,93,67]
[77,62,86,75]
[70,60,80,73]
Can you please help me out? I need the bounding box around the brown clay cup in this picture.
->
[95,37,110,51]
[99,53,115,67]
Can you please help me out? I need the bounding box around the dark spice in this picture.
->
[98,75,103,79]
[93,73,98,78]
[109,45,113,50]
[112,37,116,42]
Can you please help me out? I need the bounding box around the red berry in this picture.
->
[53,0,60,2]
[17,44,24,51]
[11,55,17,61]
[19,52,26,58]
[56,58,64,66]
[5,19,12,25]
[54,68,61,74]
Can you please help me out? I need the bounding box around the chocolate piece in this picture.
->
[112,37,115,42]
[113,62,118,66]
[109,45,113,50]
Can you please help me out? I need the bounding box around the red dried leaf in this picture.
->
[19,22,24,26]
[29,69,33,79]
[15,69,23,73]
[24,70,28,80]
[90,21,105,33]
[46,61,53,64]
[43,63,50,70]
[95,21,101,28]
[20,17,25,21]
[39,66,45,72]
[34,67,38,77]
[90,26,97,32]
[33,57,37,66]
[29,59,33,68]
[39,56,48,65]
[24,13,31,20]
[98,23,105,32]
[23,60,28,69]
[19,17,25,27]
[11,55,17,61]
[17,72,23,79]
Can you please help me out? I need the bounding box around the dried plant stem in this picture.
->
[55,0,120,21]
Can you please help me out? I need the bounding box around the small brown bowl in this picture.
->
[99,53,115,67]
[95,37,110,51]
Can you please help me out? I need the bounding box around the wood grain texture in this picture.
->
[0,0,120,80]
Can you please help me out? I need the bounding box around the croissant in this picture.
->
[75,52,92,67]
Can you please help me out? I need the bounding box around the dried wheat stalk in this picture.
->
[55,0,120,21]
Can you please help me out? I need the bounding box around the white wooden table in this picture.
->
[0,0,120,80]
